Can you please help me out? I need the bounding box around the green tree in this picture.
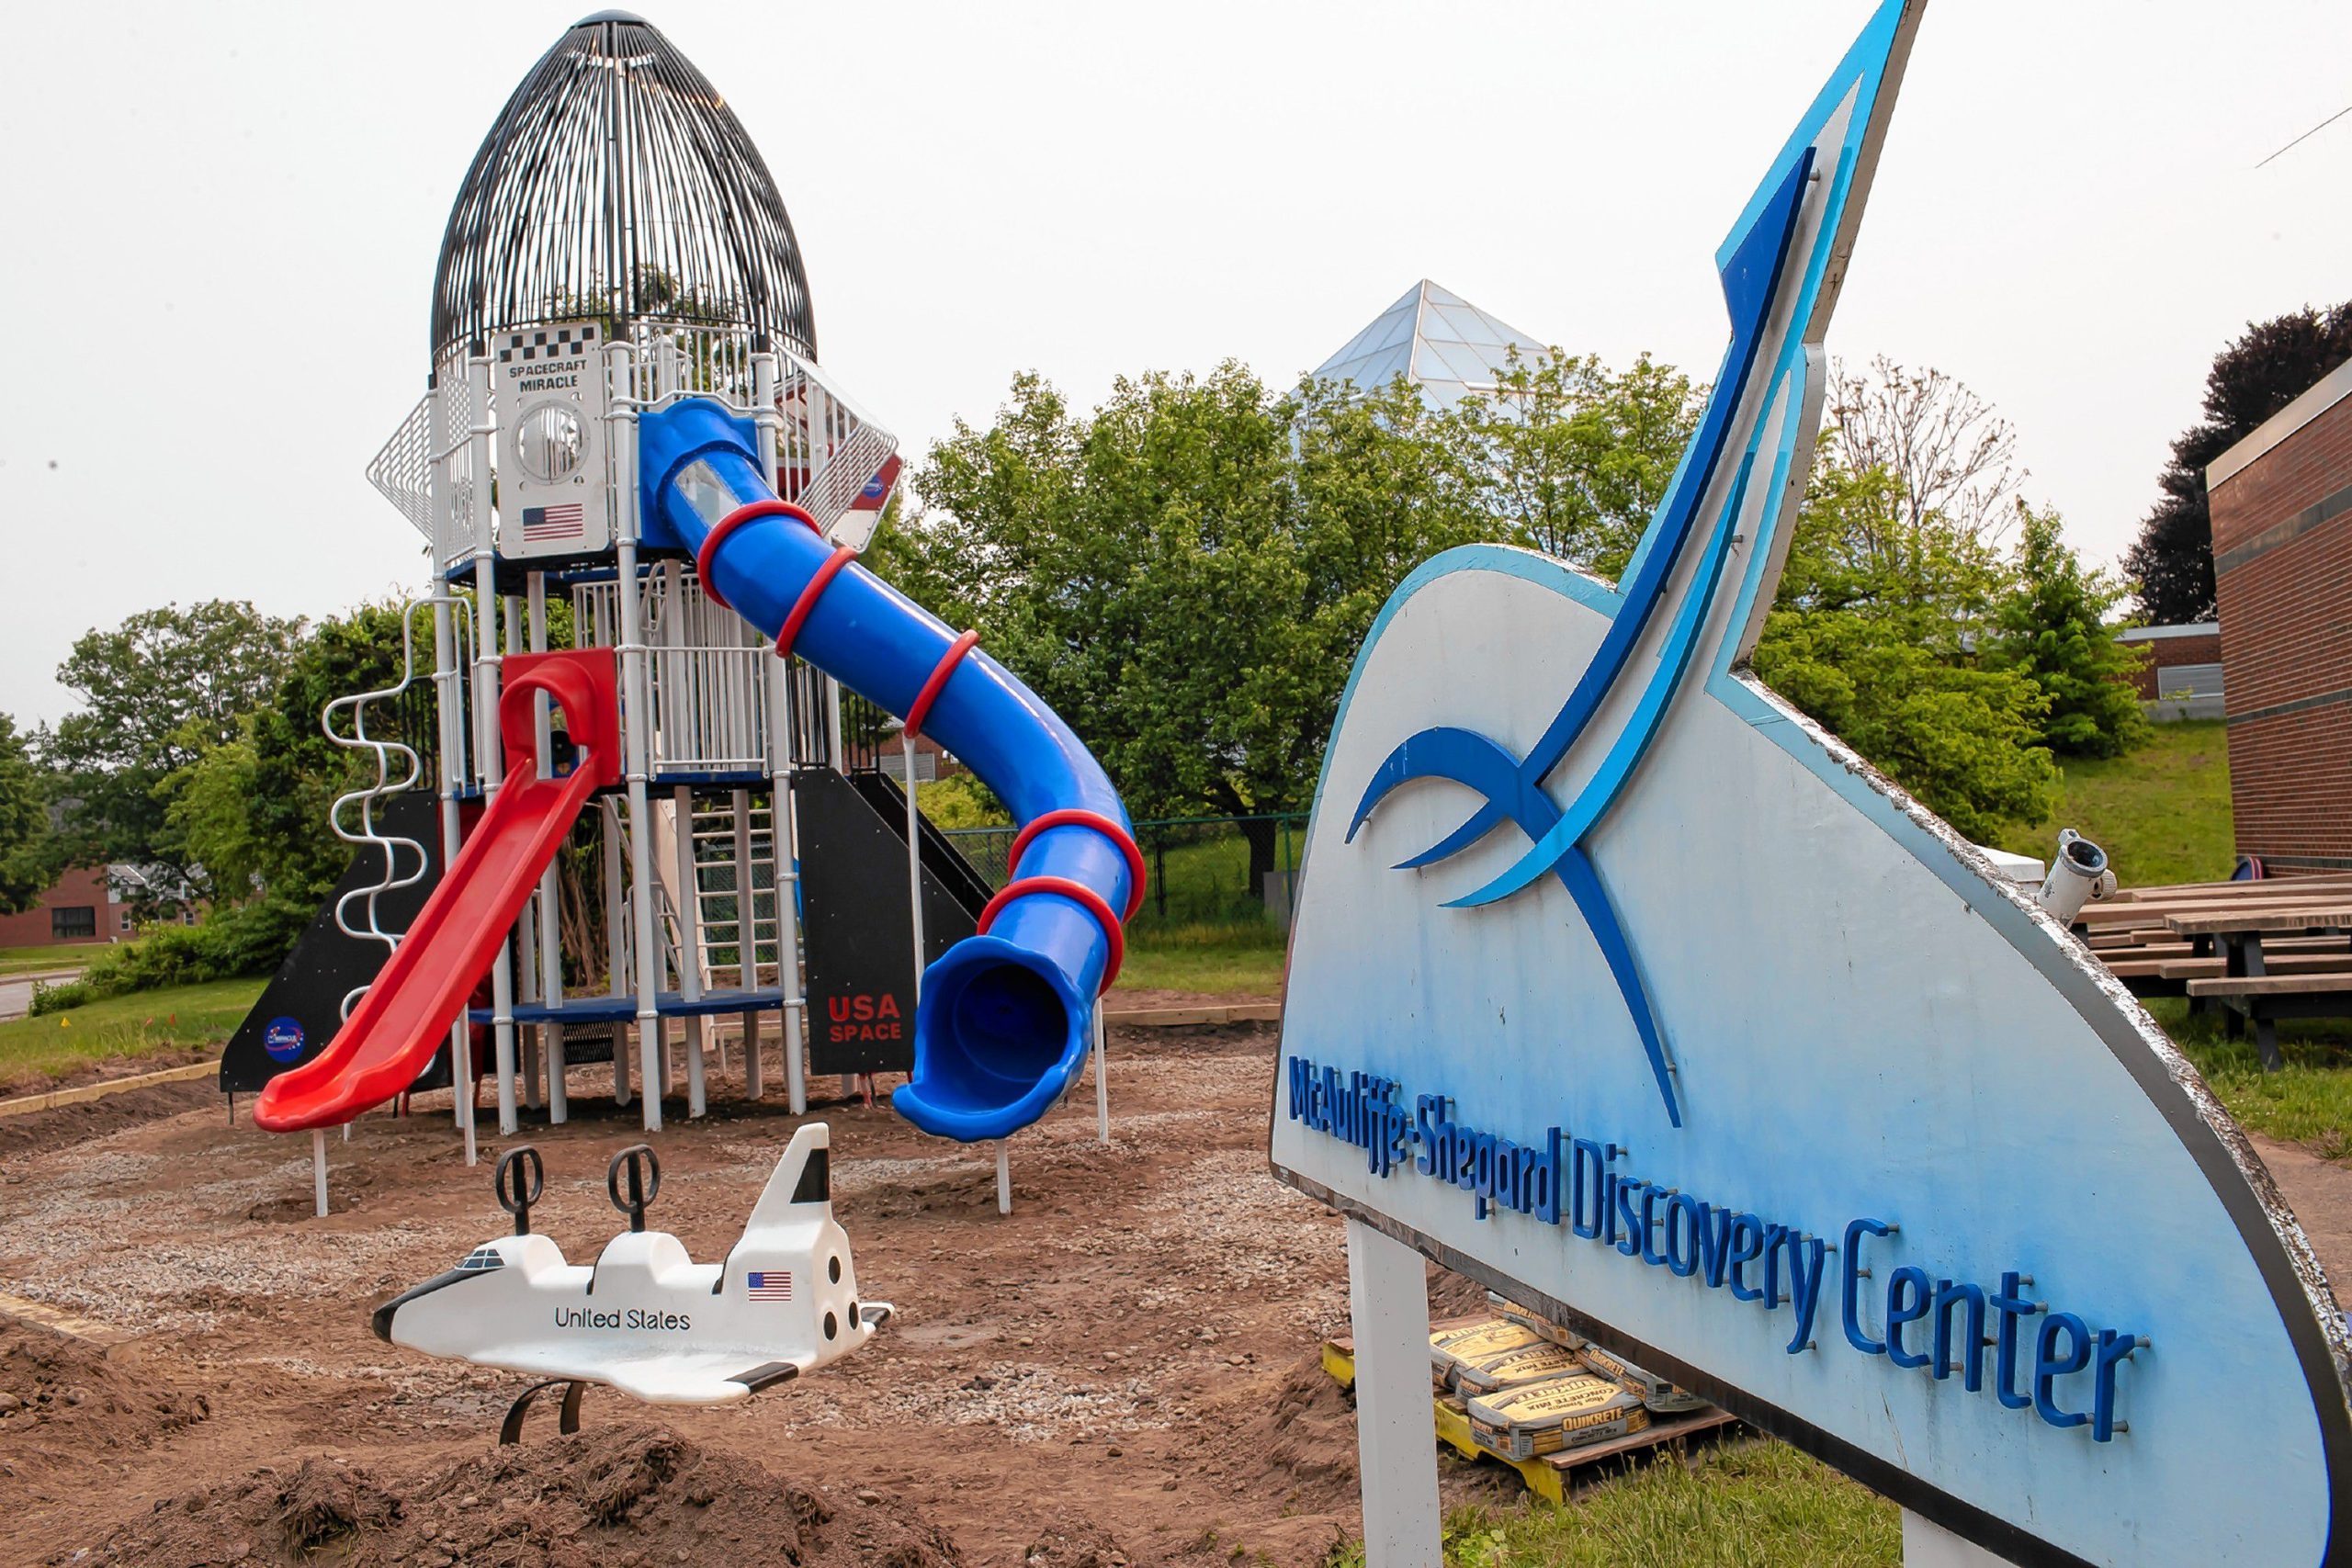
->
[872,366,1500,892]
[123,600,438,988]
[1826,355,2025,545]
[1755,463,2056,839]
[880,352,2061,863]
[2123,301,2352,623]
[0,716,51,914]
[164,720,269,901]
[234,601,434,908]
[46,600,305,908]
[1990,506,2148,760]
[1450,350,1704,577]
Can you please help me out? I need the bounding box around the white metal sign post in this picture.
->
[1346,1221,1441,1567]
[1904,1512,2014,1568]
[1273,6,2352,1566]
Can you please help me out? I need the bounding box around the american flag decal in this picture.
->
[522,502,586,542]
[747,1269,793,1302]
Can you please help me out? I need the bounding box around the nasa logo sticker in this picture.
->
[262,1016,306,1064]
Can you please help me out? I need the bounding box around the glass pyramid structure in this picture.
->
[1311,280,1548,409]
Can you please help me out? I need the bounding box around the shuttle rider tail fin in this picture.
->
[739,1122,832,1236]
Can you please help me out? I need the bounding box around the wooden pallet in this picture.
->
[1322,1335,1741,1504]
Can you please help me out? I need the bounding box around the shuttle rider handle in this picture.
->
[634,399,1143,1145]
[608,1144,662,1233]
[496,1145,545,1235]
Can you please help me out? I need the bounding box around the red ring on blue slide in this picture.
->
[977,874,1125,993]
[774,545,860,662]
[904,629,980,740]
[1009,808,1147,922]
[695,499,823,611]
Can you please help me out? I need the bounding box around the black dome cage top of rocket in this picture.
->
[431,9,817,374]
[367,9,894,590]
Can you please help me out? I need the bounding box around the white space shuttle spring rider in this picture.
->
[374,1124,888,1438]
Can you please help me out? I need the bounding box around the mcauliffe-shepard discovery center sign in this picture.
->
[1267,4,2352,1565]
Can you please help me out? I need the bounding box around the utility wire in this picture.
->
[2256,101,2352,169]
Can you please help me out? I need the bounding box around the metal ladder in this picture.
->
[689,798,780,990]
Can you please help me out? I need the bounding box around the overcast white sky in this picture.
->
[1,1,2346,728]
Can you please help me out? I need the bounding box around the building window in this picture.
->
[119,909,133,932]
[51,906,96,941]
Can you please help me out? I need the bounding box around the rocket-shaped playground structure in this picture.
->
[230,10,1137,1153]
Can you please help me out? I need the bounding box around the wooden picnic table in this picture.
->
[2164,907,2352,1070]
[2103,874,2352,904]
[2165,908,2352,936]
[2077,891,2352,929]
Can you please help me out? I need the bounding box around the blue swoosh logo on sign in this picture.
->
[1344,144,1818,1131]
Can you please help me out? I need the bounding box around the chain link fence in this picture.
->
[944,813,1307,932]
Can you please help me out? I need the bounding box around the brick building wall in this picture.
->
[2206,359,2352,874]
[875,729,961,784]
[0,865,118,948]
[2116,624,2221,701]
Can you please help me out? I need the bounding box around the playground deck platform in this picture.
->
[466,987,790,1027]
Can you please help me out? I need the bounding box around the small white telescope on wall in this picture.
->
[2036,829,2115,923]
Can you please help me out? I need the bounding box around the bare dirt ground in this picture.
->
[0,1046,216,1105]
[0,1021,1516,1567]
[6,1023,2348,1568]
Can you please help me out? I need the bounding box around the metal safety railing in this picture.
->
[623,325,898,538]
[573,570,780,776]
[411,351,487,578]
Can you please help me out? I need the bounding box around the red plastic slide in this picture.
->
[254,651,621,1133]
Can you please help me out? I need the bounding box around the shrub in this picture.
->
[1990,504,2148,759]
[28,977,93,1015]
[67,896,311,1002]
[915,773,1012,828]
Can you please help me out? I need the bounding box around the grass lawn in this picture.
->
[1971,720,2352,1156]
[0,976,263,1087]
[943,816,1299,995]
[1114,921,1286,996]
[0,943,111,978]
[1326,1440,1897,1568]
[1991,720,2234,887]
[2144,997,2352,1159]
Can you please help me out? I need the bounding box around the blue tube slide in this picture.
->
[637,400,1137,1143]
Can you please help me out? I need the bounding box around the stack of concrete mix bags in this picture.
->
[1424,1294,1713,1463]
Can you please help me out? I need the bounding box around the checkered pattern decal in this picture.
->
[498,323,600,364]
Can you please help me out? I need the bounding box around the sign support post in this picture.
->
[1344,1218,1440,1568]
[1902,1512,2017,1568]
